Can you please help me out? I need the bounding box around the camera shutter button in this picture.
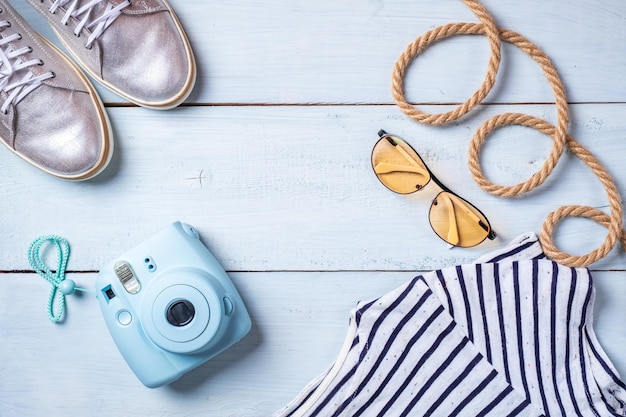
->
[117,310,133,326]
[223,297,234,316]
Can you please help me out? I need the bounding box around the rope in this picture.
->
[27,235,91,323]
[391,0,625,268]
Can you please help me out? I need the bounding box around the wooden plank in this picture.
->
[1,270,625,416]
[6,0,626,104]
[1,104,624,271]
[1,1,625,416]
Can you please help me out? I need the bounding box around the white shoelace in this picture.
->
[49,0,131,49]
[0,21,55,114]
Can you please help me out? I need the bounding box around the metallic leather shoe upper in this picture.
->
[0,0,112,180]
[26,0,197,109]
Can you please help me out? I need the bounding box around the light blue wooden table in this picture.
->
[1,1,626,416]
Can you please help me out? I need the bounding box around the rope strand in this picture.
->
[391,0,625,267]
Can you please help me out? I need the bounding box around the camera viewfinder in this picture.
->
[106,287,116,299]
[101,285,116,303]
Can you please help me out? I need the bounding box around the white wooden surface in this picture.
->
[1,1,626,416]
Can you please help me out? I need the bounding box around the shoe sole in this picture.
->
[1,34,114,181]
[49,0,197,110]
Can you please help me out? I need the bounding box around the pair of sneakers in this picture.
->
[0,0,196,180]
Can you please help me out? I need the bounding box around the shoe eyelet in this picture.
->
[37,59,44,66]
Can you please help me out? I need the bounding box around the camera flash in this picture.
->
[114,261,141,294]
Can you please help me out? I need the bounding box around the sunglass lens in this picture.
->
[429,192,492,247]
[371,135,431,194]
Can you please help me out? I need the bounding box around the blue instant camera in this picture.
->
[95,222,251,388]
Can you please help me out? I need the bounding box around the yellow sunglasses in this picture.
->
[372,130,496,247]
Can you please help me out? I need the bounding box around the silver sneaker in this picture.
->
[0,0,112,180]
[26,0,197,109]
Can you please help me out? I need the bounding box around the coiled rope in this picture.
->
[391,0,626,267]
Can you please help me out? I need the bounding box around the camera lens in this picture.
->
[166,299,195,327]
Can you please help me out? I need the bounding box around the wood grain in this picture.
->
[1,104,625,271]
[1,0,625,416]
[6,0,626,104]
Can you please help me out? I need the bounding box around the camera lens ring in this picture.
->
[151,284,211,343]
[139,269,224,354]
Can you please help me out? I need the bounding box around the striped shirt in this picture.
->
[274,233,626,416]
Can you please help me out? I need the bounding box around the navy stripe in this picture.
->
[422,353,483,417]
[577,270,602,417]
[330,289,433,417]
[532,260,550,413]
[585,328,626,390]
[457,265,474,341]
[584,330,626,416]
[355,298,377,326]
[311,279,423,416]
[350,335,359,350]
[512,262,531,401]
[398,337,471,417]
[358,277,420,363]
[286,387,318,417]
[476,263,493,363]
[449,369,498,417]
[308,362,358,417]
[436,269,454,316]
[351,305,445,417]
[494,262,511,383]
[355,277,418,324]
[504,399,533,417]
[550,262,567,415]
[375,320,457,417]
[563,267,585,416]
[476,385,514,417]
[486,240,537,263]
